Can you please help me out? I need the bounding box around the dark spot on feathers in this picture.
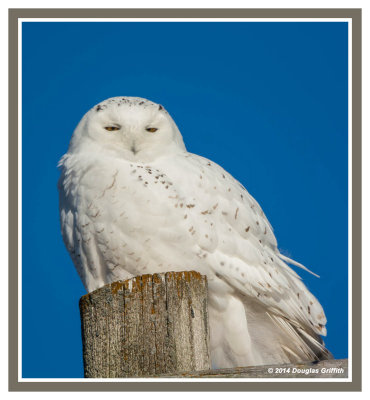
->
[186,204,195,208]
[308,306,311,314]
[190,308,195,318]
[245,226,250,232]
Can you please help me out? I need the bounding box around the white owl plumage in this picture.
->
[58,96,331,368]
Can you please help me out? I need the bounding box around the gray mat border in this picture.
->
[8,8,361,392]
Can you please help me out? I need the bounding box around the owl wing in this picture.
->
[58,153,112,291]
[159,152,329,344]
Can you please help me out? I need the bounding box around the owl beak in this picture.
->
[130,141,138,155]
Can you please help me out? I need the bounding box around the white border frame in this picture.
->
[17,17,353,383]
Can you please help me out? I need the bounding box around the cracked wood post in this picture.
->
[79,271,211,378]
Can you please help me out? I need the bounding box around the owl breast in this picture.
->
[60,153,216,292]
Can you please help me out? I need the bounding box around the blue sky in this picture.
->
[22,21,348,378]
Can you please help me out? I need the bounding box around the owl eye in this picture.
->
[104,126,120,131]
[146,127,158,133]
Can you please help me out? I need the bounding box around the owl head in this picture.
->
[67,97,186,162]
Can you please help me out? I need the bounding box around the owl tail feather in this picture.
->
[278,254,320,278]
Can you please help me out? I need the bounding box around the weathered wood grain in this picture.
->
[79,271,211,378]
[152,358,348,379]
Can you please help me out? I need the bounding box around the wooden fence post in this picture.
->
[79,270,211,378]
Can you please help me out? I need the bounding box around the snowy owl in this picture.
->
[58,96,331,368]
